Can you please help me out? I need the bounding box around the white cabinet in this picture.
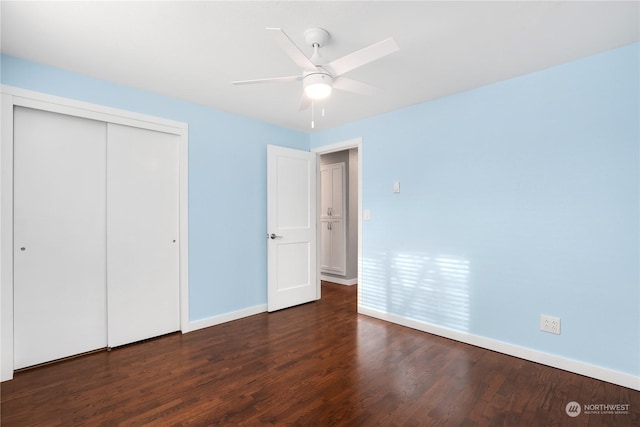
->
[320,219,346,275]
[320,163,346,276]
[321,163,344,219]
[12,107,180,369]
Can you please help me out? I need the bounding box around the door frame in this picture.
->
[0,85,189,381]
[312,137,362,308]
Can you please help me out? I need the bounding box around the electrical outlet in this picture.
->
[540,315,561,335]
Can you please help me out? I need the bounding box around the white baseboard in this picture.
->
[185,304,267,333]
[358,306,640,391]
[321,275,357,286]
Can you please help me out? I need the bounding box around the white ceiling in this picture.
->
[1,1,638,132]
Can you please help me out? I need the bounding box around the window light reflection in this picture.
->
[361,251,471,332]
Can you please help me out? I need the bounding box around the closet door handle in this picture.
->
[269,233,283,240]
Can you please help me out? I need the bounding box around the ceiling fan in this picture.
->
[232,27,400,111]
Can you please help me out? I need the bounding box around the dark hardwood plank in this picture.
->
[2,282,638,426]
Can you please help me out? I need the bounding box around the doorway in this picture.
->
[313,138,362,307]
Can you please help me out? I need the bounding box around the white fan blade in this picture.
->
[298,94,311,111]
[266,27,317,70]
[333,77,378,96]
[232,75,302,85]
[326,37,399,77]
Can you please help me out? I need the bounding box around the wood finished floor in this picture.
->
[1,282,638,426]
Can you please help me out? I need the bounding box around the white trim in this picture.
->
[359,306,640,391]
[313,138,362,156]
[312,138,363,309]
[1,85,186,131]
[1,94,15,382]
[320,275,357,286]
[185,305,267,333]
[0,86,189,381]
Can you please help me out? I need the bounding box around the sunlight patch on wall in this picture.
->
[362,251,471,332]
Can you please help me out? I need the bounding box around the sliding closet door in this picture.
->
[13,107,107,369]
[106,124,180,347]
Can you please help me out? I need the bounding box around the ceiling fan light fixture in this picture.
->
[304,73,333,100]
[305,83,332,100]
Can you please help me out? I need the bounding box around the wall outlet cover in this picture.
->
[540,315,561,335]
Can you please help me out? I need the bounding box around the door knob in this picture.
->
[270,233,283,239]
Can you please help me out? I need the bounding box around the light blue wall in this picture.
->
[311,43,640,376]
[0,54,309,322]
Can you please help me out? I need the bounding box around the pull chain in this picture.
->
[311,102,327,128]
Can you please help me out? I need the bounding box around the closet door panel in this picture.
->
[107,124,180,348]
[13,107,107,369]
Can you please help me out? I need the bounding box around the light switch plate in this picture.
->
[363,209,371,220]
[393,181,400,193]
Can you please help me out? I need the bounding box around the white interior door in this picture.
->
[13,107,108,369]
[106,124,180,347]
[267,145,317,312]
